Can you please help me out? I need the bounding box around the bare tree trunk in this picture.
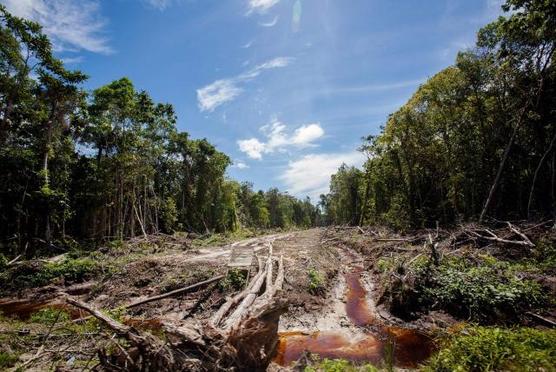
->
[527,133,556,219]
[479,106,527,222]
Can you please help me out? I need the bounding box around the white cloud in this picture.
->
[61,56,84,64]
[242,40,254,49]
[247,0,280,14]
[197,80,243,113]
[233,161,250,169]
[238,119,325,159]
[197,57,293,112]
[329,78,426,95]
[238,138,266,160]
[292,124,325,146]
[280,152,365,201]
[259,15,278,27]
[2,0,111,54]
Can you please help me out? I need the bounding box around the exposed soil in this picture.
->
[272,229,434,370]
[5,224,550,370]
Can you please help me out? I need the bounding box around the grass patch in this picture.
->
[305,358,378,372]
[423,326,556,371]
[0,351,19,369]
[30,307,70,324]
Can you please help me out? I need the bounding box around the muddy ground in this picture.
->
[0,225,554,371]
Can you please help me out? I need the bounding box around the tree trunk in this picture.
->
[527,133,556,219]
[479,105,528,222]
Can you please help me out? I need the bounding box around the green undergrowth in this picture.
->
[423,326,556,371]
[304,358,379,372]
[308,268,326,295]
[218,268,248,291]
[378,252,548,322]
[0,256,102,292]
[0,351,19,369]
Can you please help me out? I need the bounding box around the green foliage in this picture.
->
[305,359,378,372]
[425,261,543,321]
[423,327,556,372]
[1,257,99,289]
[308,268,325,295]
[0,254,7,271]
[219,269,248,291]
[390,256,547,322]
[0,352,18,369]
[322,0,556,227]
[30,307,70,324]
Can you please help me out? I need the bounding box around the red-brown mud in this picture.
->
[274,264,434,368]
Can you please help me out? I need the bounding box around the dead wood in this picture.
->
[211,256,265,327]
[468,229,534,247]
[64,240,288,372]
[223,258,269,329]
[263,243,274,296]
[6,254,22,266]
[526,312,556,328]
[375,237,413,242]
[126,274,225,309]
[67,296,186,371]
[506,222,535,247]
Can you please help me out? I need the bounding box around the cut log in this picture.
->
[126,274,225,309]
[211,256,264,327]
[263,243,273,296]
[223,252,271,329]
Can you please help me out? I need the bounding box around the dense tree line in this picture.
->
[321,0,556,228]
[0,5,318,257]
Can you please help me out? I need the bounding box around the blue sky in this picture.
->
[2,0,503,201]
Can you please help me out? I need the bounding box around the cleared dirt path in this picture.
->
[271,229,434,369]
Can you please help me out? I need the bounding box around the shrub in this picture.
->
[423,327,556,371]
[416,258,545,322]
[0,257,99,290]
[219,269,247,291]
[382,255,546,322]
[308,268,325,295]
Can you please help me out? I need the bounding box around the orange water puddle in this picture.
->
[0,299,162,332]
[274,267,434,367]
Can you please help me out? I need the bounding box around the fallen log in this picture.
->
[223,259,269,329]
[469,229,534,247]
[526,312,556,328]
[126,274,225,309]
[211,256,265,327]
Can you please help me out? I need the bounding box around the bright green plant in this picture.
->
[305,358,378,372]
[308,268,325,294]
[423,327,556,371]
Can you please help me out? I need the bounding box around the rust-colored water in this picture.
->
[0,299,86,320]
[0,299,163,332]
[274,267,435,367]
[275,331,383,366]
[345,269,375,326]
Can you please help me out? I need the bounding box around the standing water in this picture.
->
[274,260,434,368]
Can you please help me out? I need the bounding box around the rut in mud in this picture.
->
[275,241,434,368]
